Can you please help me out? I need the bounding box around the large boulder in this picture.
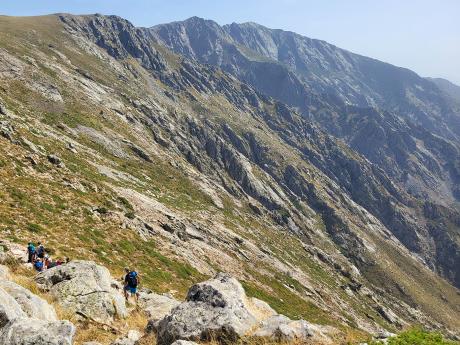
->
[0,281,57,321]
[35,260,127,323]
[0,241,27,263]
[156,273,338,344]
[253,314,312,339]
[0,318,75,345]
[156,273,271,345]
[138,290,180,321]
[0,287,27,328]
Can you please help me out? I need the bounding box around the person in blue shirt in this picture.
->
[33,258,44,272]
[26,242,36,263]
[123,267,140,302]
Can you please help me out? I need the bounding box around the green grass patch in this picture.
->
[371,328,458,345]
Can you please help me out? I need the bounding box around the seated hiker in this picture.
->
[44,255,52,269]
[26,242,36,263]
[33,258,44,272]
[36,242,45,259]
[123,267,140,302]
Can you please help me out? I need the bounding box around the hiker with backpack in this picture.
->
[123,267,140,302]
[33,258,44,272]
[36,242,45,259]
[26,242,36,263]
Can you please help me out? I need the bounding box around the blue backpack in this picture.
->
[34,261,43,271]
[126,271,138,288]
[28,244,35,253]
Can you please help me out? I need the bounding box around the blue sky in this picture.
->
[1,0,459,84]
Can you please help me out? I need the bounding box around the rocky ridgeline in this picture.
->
[0,241,338,345]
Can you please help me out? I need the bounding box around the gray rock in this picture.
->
[35,260,127,323]
[111,330,142,345]
[156,273,258,345]
[0,318,75,345]
[0,265,10,280]
[138,290,180,321]
[47,154,63,166]
[0,103,7,115]
[0,287,27,328]
[253,314,312,340]
[0,280,57,321]
[171,341,199,345]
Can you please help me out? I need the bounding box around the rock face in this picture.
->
[253,315,312,339]
[156,273,258,344]
[0,287,26,328]
[156,273,334,345]
[0,318,75,345]
[0,267,75,345]
[151,16,460,288]
[0,281,57,321]
[138,290,180,321]
[35,260,127,323]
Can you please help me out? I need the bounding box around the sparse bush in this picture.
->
[125,211,136,219]
[371,329,458,345]
[27,222,43,233]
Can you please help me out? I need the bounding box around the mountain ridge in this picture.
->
[0,13,459,343]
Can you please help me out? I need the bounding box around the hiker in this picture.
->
[123,267,140,302]
[33,258,44,272]
[26,242,36,263]
[44,255,52,269]
[36,242,45,259]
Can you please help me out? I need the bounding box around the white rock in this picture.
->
[35,260,127,323]
[156,273,259,344]
[0,265,10,280]
[0,287,27,328]
[138,290,180,321]
[253,314,312,339]
[171,341,199,345]
[111,330,142,345]
[0,318,75,345]
[0,280,57,321]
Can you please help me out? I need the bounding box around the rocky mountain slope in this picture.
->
[0,13,459,344]
[151,17,460,205]
[151,16,460,285]
[427,78,460,105]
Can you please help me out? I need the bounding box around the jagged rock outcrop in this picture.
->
[156,273,335,345]
[35,260,128,323]
[156,273,259,344]
[150,16,460,287]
